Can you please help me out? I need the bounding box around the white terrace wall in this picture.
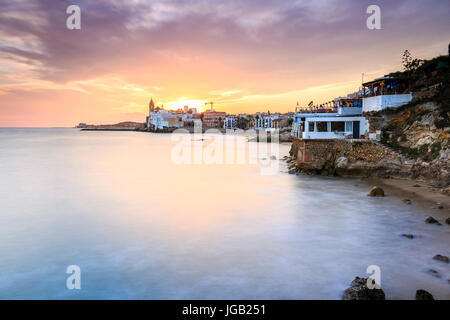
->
[362,94,412,112]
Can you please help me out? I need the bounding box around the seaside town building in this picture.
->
[147,99,184,130]
[362,76,412,112]
[145,97,299,132]
[202,110,227,128]
[223,115,237,129]
[148,109,184,130]
[145,98,155,126]
[291,97,368,139]
[291,74,413,139]
[252,113,281,131]
[180,108,198,122]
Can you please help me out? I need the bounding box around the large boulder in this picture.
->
[433,254,449,263]
[342,277,385,300]
[416,290,434,300]
[424,216,441,225]
[368,186,385,197]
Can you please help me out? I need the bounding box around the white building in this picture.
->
[291,101,368,139]
[362,76,412,112]
[148,109,183,130]
[146,98,188,130]
[148,110,168,130]
[299,116,368,139]
[253,113,280,131]
[223,115,237,129]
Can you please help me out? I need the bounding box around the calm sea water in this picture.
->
[0,128,448,299]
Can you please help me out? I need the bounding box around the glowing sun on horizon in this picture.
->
[163,99,207,112]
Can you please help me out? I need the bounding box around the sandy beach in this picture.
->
[369,177,450,219]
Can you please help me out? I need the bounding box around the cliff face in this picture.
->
[366,55,449,186]
[365,100,449,186]
[289,55,449,189]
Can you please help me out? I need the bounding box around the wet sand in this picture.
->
[369,177,450,219]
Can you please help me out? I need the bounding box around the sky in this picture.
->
[0,0,449,127]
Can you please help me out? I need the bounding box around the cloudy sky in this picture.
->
[0,0,449,126]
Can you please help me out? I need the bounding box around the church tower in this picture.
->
[149,98,155,115]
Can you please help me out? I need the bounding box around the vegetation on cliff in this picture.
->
[366,53,449,186]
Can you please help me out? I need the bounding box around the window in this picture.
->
[345,122,353,132]
[331,122,345,132]
[317,122,328,132]
[308,122,315,132]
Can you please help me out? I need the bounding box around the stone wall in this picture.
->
[289,138,409,178]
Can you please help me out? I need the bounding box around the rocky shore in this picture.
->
[341,277,438,300]
[288,54,449,193]
[286,134,449,300]
[366,178,450,210]
[288,139,413,177]
[339,180,449,300]
[287,139,448,199]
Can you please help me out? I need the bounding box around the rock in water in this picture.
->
[342,277,385,300]
[401,234,414,239]
[368,186,385,197]
[416,290,434,300]
[424,216,441,225]
[446,218,450,225]
[433,254,449,263]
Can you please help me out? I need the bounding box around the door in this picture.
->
[353,121,360,139]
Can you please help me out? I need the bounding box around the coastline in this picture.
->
[285,152,449,215]
[81,128,138,131]
[286,156,449,299]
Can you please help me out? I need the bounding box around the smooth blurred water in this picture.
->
[0,128,448,299]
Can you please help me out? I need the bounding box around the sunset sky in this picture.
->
[0,0,449,127]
